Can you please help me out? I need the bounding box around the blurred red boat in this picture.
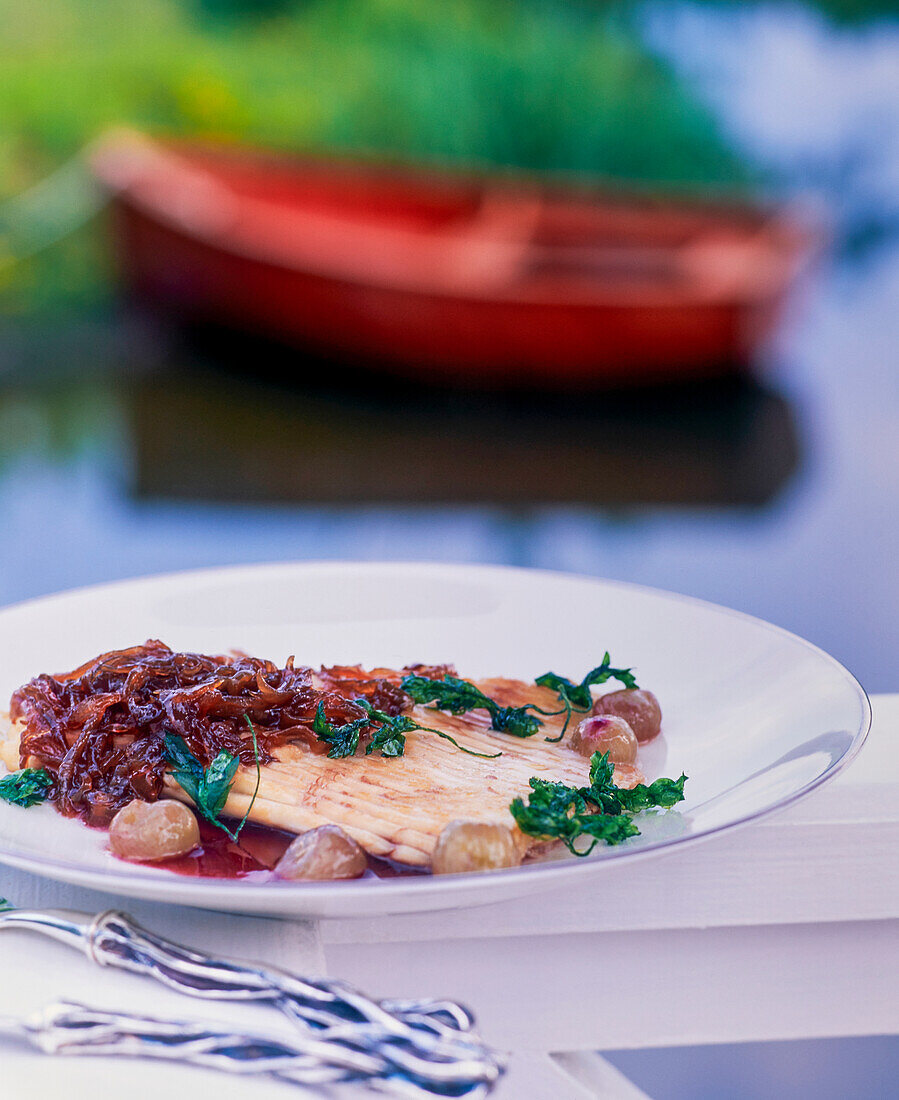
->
[91,130,810,386]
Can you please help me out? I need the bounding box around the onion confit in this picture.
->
[10,640,450,828]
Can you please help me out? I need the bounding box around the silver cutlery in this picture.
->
[0,905,504,1096]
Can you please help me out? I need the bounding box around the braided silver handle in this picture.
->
[0,908,503,1096]
[7,1000,479,1096]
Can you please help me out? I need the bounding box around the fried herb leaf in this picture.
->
[401,673,547,738]
[401,675,487,716]
[232,715,263,837]
[573,811,642,848]
[537,653,638,710]
[0,767,54,808]
[509,775,641,853]
[354,698,501,760]
[510,777,587,838]
[311,701,369,759]
[365,722,407,757]
[314,694,500,760]
[353,699,409,757]
[536,654,639,741]
[584,750,687,814]
[580,749,625,815]
[490,706,543,738]
[164,733,205,807]
[164,732,254,842]
[161,732,202,775]
[510,751,686,855]
[202,752,241,818]
[615,775,688,812]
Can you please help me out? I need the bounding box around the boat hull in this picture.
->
[95,134,810,386]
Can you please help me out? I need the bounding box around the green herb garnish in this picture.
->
[615,775,688,812]
[0,767,54,808]
[314,697,501,760]
[355,699,410,757]
[536,654,639,741]
[365,720,407,757]
[234,714,263,838]
[510,750,686,856]
[164,726,260,843]
[312,701,369,759]
[401,674,555,738]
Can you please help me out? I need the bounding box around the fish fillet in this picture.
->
[1,678,642,866]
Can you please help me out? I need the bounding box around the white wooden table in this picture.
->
[2,695,897,1099]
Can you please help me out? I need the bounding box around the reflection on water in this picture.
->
[0,318,800,509]
[128,325,799,508]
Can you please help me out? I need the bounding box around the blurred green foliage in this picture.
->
[0,0,748,190]
[0,0,753,314]
[0,0,892,314]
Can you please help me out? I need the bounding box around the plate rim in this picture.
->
[0,560,873,910]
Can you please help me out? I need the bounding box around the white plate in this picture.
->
[0,562,870,918]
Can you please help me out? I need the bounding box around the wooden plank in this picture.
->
[553,1052,655,1099]
[493,1053,605,1099]
[493,1051,655,1099]
[326,918,899,1052]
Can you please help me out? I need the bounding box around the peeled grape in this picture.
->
[109,799,200,862]
[592,689,662,744]
[432,820,520,874]
[275,824,367,881]
[571,714,638,764]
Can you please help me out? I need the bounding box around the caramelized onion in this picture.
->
[10,641,421,827]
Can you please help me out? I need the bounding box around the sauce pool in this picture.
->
[156,819,291,880]
[145,818,428,881]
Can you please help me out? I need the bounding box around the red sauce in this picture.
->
[144,818,430,881]
[155,819,292,880]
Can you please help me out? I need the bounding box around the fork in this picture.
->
[0,906,504,1096]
